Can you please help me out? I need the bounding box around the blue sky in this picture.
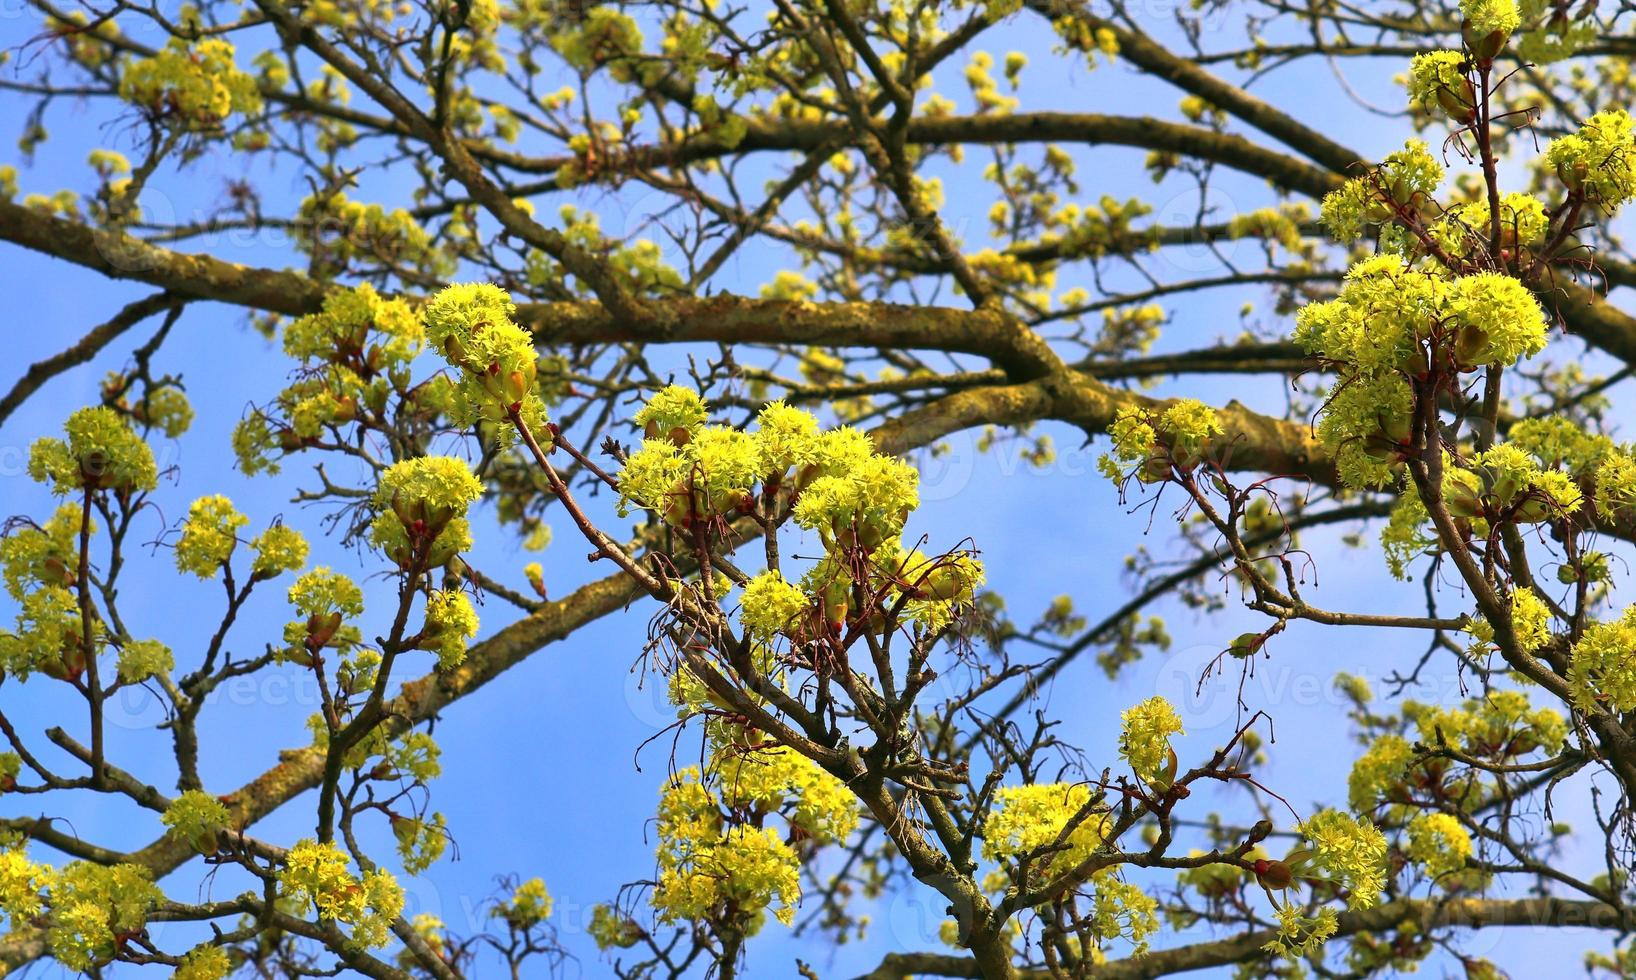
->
[1,3,1632,977]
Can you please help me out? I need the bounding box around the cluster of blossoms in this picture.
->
[492,876,553,928]
[0,842,163,973]
[1405,812,1474,881]
[1568,606,1636,713]
[1465,585,1554,655]
[162,790,233,855]
[2,411,193,683]
[118,39,261,129]
[588,903,644,950]
[278,840,405,949]
[1318,140,1446,246]
[369,456,484,570]
[422,283,550,435]
[648,746,856,936]
[618,389,984,635]
[294,193,451,281]
[1383,419,1626,581]
[1546,109,1636,207]
[1431,192,1550,260]
[391,811,449,876]
[982,783,1160,952]
[29,406,157,496]
[984,782,1112,873]
[1407,50,1474,121]
[173,496,249,578]
[282,567,366,662]
[172,945,233,980]
[1261,811,1388,957]
[1097,398,1223,486]
[1117,695,1185,787]
[235,284,428,476]
[361,456,486,667]
[1347,690,1566,815]
[1294,256,1549,488]
[0,504,90,680]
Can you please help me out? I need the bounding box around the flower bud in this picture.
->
[1254,858,1294,889]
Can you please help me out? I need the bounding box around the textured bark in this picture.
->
[853,897,1636,979]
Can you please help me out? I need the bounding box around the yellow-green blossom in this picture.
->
[1118,696,1184,786]
[29,406,158,495]
[250,524,308,578]
[1568,606,1636,712]
[173,944,232,980]
[117,638,173,684]
[162,790,231,854]
[1302,810,1387,909]
[422,589,479,668]
[1547,110,1636,207]
[423,283,549,433]
[1406,812,1473,880]
[634,385,709,438]
[369,456,483,568]
[119,39,261,128]
[174,496,248,578]
[279,839,404,949]
[46,862,162,972]
[493,877,553,927]
[740,571,808,642]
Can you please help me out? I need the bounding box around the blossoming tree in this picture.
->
[2,0,1636,976]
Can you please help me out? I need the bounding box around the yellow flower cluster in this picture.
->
[1462,0,1520,38]
[278,839,404,948]
[651,769,802,935]
[421,589,479,669]
[739,571,808,642]
[234,284,428,476]
[1405,812,1473,881]
[619,392,918,553]
[162,790,231,855]
[1,503,82,602]
[1568,606,1636,713]
[982,782,1159,949]
[423,283,550,435]
[1098,399,1222,485]
[1407,51,1472,120]
[45,861,163,972]
[983,782,1109,872]
[1295,260,1547,488]
[369,456,484,570]
[29,406,158,495]
[174,495,248,579]
[1466,586,1554,655]
[118,39,261,128]
[173,945,232,980]
[1118,696,1184,786]
[1546,110,1636,206]
[1300,809,1387,909]
[1319,140,1443,244]
[250,524,309,579]
[713,746,859,845]
[0,844,51,928]
[116,638,172,684]
[392,812,448,875]
[282,567,366,658]
[295,193,449,279]
[493,876,553,927]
